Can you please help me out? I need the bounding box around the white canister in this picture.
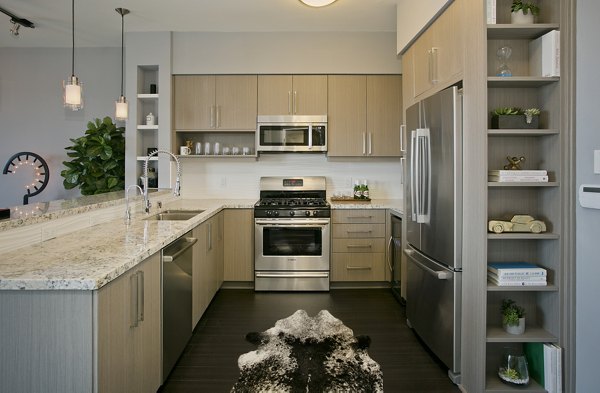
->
[195,142,202,155]
[204,142,211,155]
[214,142,221,155]
[146,112,156,126]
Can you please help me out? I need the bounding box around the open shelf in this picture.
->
[486,373,546,393]
[488,182,559,187]
[137,125,159,130]
[486,326,558,343]
[137,93,159,99]
[488,233,560,240]
[487,24,560,39]
[488,129,559,136]
[176,154,257,159]
[136,156,158,161]
[487,77,560,88]
[487,282,558,292]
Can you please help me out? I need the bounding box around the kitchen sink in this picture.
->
[144,210,205,221]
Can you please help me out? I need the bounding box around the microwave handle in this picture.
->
[308,124,313,150]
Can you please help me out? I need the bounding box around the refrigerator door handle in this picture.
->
[415,128,430,223]
[410,130,418,221]
[405,248,453,280]
[400,124,406,153]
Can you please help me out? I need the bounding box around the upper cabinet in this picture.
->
[411,0,463,98]
[328,75,402,157]
[258,75,327,116]
[173,75,257,131]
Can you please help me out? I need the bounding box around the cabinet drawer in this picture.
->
[332,223,385,238]
[332,209,386,224]
[332,238,386,253]
[331,253,386,281]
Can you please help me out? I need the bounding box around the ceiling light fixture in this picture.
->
[0,6,35,37]
[63,0,83,111]
[115,8,130,121]
[299,0,338,7]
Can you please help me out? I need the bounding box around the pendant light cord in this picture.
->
[71,0,75,77]
[120,12,124,96]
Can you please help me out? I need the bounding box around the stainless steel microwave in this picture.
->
[256,115,327,153]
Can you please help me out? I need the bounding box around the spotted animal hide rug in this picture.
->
[231,310,383,392]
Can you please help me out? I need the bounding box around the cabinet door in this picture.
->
[206,216,219,300]
[173,75,215,130]
[96,270,134,393]
[216,211,225,287]
[327,75,367,156]
[331,253,386,281]
[292,75,328,115]
[132,252,161,393]
[367,75,402,157]
[215,75,257,130]
[401,47,416,110]
[258,75,293,115]
[223,209,254,281]
[433,0,463,85]
[413,28,435,97]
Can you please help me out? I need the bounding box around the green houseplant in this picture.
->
[501,299,526,334]
[491,107,541,129]
[61,117,125,195]
[511,0,540,24]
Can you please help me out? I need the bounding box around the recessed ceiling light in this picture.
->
[299,0,338,7]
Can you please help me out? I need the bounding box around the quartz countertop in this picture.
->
[0,198,402,291]
[0,199,255,291]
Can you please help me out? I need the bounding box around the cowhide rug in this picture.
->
[231,310,383,393]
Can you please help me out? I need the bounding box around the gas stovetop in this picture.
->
[254,177,330,219]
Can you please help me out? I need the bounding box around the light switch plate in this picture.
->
[594,150,600,174]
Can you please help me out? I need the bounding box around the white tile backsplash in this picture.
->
[180,154,404,200]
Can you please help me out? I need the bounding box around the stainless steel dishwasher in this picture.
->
[162,232,197,382]
[390,215,404,304]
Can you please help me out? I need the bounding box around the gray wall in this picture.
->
[576,0,600,390]
[0,47,120,208]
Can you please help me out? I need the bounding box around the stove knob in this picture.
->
[266,211,272,217]
[312,210,318,216]
[305,210,311,217]
[289,211,295,217]
[274,211,279,217]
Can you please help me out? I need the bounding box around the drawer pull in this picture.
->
[346,265,372,270]
[347,244,372,248]
[347,216,373,219]
[346,230,372,234]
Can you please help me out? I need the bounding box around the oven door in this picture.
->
[255,218,330,271]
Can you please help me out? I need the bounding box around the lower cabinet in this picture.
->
[192,212,224,328]
[331,209,387,282]
[223,209,254,282]
[96,252,162,393]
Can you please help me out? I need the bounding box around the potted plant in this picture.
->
[511,0,540,24]
[491,107,541,129]
[61,117,126,195]
[501,299,526,335]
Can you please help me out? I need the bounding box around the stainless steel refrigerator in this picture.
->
[404,86,462,384]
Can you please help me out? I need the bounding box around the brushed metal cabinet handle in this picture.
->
[346,266,372,270]
[130,273,138,328]
[346,244,373,248]
[288,91,292,114]
[293,90,297,114]
[137,271,144,323]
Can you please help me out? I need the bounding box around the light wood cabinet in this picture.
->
[224,209,254,282]
[331,209,387,282]
[328,75,402,157]
[411,0,463,98]
[192,212,224,328]
[258,75,327,116]
[173,75,257,131]
[96,252,161,393]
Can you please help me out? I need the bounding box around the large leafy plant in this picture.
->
[61,117,125,195]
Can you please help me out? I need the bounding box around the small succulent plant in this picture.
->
[511,0,540,16]
[501,299,525,327]
[493,107,522,116]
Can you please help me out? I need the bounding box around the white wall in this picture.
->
[173,32,401,74]
[576,0,600,390]
[0,47,120,209]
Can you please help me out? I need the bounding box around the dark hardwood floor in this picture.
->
[160,289,461,393]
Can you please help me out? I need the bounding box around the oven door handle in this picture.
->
[255,219,330,226]
[256,272,330,278]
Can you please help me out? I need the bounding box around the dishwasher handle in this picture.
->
[163,237,197,262]
[405,248,453,280]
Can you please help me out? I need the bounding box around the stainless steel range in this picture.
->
[254,176,330,291]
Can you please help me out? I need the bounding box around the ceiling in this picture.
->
[0,0,400,48]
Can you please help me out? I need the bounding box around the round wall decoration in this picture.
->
[2,152,50,205]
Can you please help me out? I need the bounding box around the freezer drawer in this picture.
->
[405,246,461,379]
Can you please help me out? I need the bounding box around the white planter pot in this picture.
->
[511,10,535,24]
[504,318,526,335]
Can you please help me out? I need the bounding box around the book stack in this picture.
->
[489,170,548,183]
[524,342,563,393]
[486,0,496,24]
[488,262,547,286]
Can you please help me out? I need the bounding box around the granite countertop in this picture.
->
[0,199,255,291]
[0,198,402,291]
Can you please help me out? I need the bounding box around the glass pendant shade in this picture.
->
[63,75,83,110]
[115,96,128,120]
[299,0,337,7]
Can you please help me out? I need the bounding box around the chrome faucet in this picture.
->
[141,149,182,213]
[125,184,143,223]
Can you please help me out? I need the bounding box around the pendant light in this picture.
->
[115,8,130,121]
[299,0,337,7]
[63,0,83,110]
